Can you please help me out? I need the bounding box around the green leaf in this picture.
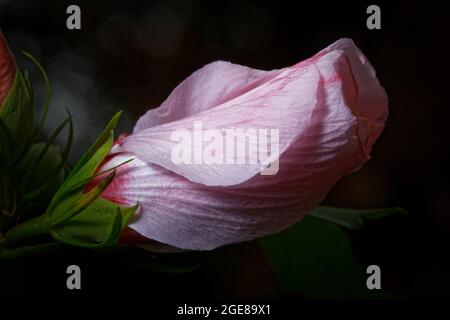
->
[0,70,34,164]
[260,216,390,299]
[310,206,407,230]
[21,51,51,142]
[51,198,137,248]
[21,113,73,203]
[13,142,65,203]
[3,214,49,246]
[18,116,70,193]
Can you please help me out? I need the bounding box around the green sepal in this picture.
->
[46,170,116,227]
[2,112,136,250]
[0,70,34,165]
[51,198,138,248]
[13,142,65,203]
[45,111,137,248]
[67,110,122,179]
[45,111,122,221]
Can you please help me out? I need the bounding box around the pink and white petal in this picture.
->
[0,31,17,106]
[119,228,184,253]
[115,62,323,186]
[99,51,377,250]
[98,153,317,250]
[102,105,356,252]
[321,38,388,153]
[133,61,279,132]
[114,42,380,187]
[96,39,387,250]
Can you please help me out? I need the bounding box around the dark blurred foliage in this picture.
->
[0,0,449,299]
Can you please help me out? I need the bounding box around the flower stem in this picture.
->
[3,214,49,247]
[0,242,61,259]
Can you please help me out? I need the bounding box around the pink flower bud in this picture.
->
[97,38,388,251]
[0,31,17,107]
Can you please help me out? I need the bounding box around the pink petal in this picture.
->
[322,38,388,153]
[98,152,341,250]
[98,39,388,250]
[133,61,279,132]
[114,60,322,186]
[113,39,386,187]
[0,31,17,107]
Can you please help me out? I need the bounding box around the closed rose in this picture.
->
[94,38,388,251]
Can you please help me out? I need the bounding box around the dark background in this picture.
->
[0,0,449,299]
